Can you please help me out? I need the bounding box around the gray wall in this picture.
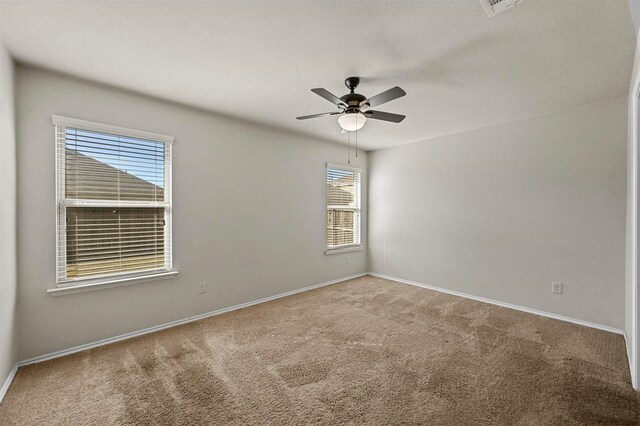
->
[16,66,368,361]
[369,97,627,329]
[0,43,17,387]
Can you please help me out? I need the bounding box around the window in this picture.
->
[326,164,361,252]
[54,116,173,285]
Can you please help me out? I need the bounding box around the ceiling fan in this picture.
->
[296,77,406,132]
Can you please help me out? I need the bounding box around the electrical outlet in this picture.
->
[345,256,350,265]
[552,281,563,294]
[198,281,206,294]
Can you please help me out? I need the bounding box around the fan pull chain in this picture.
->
[355,118,358,158]
[347,130,351,164]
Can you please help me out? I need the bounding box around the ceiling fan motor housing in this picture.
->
[340,93,367,112]
[341,77,367,111]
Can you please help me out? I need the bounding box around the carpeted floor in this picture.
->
[1,275,638,425]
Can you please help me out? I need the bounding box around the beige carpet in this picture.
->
[1,275,638,425]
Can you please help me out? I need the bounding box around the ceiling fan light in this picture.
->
[338,112,367,132]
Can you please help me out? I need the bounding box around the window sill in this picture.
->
[325,245,364,255]
[47,271,179,296]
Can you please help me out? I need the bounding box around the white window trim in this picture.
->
[325,163,363,254]
[47,271,179,296]
[325,244,364,255]
[51,115,176,292]
[326,163,362,174]
[51,115,174,144]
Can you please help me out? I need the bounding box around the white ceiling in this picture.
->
[0,0,635,150]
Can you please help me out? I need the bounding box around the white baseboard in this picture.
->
[369,273,624,335]
[0,364,18,404]
[19,273,367,367]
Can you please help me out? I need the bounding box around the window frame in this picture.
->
[325,162,363,255]
[52,115,175,289]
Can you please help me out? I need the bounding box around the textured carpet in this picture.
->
[1,275,638,425]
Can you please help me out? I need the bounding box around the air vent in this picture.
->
[479,0,525,17]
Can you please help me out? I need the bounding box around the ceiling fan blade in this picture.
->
[296,111,342,120]
[311,88,347,108]
[363,110,406,123]
[361,86,406,108]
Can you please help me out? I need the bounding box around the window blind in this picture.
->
[326,165,361,249]
[55,120,172,283]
